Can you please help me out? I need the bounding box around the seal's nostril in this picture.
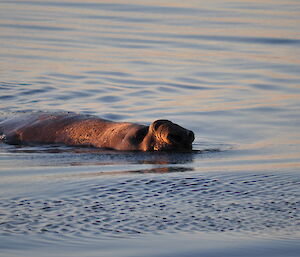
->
[187,131,195,142]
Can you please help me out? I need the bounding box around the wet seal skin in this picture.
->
[0,112,195,151]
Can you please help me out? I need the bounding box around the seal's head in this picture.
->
[140,120,195,152]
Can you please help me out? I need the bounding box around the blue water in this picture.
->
[0,0,300,256]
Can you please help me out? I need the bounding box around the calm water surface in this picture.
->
[0,0,300,256]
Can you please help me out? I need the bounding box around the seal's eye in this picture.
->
[135,127,148,142]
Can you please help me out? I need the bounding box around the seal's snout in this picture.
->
[150,119,195,151]
[188,130,195,143]
[167,133,183,144]
[167,130,194,145]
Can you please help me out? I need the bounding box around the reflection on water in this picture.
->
[0,144,196,168]
[0,0,300,256]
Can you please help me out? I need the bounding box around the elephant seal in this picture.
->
[0,112,195,151]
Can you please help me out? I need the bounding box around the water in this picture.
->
[0,0,300,256]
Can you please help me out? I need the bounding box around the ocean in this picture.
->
[0,0,299,256]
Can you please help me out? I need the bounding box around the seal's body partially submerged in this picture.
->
[0,112,194,151]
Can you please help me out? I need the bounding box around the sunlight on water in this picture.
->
[0,0,300,256]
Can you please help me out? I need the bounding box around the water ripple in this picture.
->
[0,173,298,238]
[0,23,72,31]
[172,34,300,45]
